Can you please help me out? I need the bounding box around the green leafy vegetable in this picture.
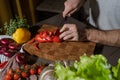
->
[0,16,30,36]
[112,59,120,80]
[54,54,114,80]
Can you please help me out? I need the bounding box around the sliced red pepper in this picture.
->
[53,29,60,36]
[0,61,8,69]
[53,36,61,43]
[35,29,62,43]
[42,31,48,38]
[35,35,43,43]
[33,43,39,50]
[28,38,35,44]
[46,36,53,42]
[48,31,53,36]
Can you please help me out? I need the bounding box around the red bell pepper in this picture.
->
[0,61,8,69]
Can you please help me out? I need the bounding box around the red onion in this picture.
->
[0,47,4,54]
[15,44,22,51]
[0,38,14,45]
[0,45,8,54]
[3,50,15,58]
[8,42,17,50]
[8,42,21,51]
[15,52,27,64]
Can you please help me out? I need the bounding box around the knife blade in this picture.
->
[60,16,67,27]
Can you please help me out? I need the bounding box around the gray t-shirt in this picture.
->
[89,0,120,30]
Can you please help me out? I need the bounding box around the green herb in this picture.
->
[0,16,30,36]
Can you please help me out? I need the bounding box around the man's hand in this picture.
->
[63,0,85,17]
[59,24,79,41]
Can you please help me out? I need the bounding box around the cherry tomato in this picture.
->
[32,64,38,68]
[7,69,13,75]
[4,74,12,80]
[16,68,21,73]
[25,64,30,70]
[21,71,29,78]
[37,67,43,75]
[30,68,37,75]
[13,73,20,80]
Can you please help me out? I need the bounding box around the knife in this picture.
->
[60,15,67,27]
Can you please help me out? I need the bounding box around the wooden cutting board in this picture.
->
[23,24,96,61]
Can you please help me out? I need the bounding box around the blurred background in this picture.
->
[0,0,88,34]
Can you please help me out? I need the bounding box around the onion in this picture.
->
[3,50,15,58]
[8,42,22,51]
[0,38,14,45]
[15,44,22,51]
[0,45,8,54]
[0,47,4,54]
[15,52,27,64]
[8,42,17,50]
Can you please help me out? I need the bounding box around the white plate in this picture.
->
[0,35,12,39]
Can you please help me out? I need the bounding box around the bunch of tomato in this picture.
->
[35,29,61,43]
[4,64,45,80]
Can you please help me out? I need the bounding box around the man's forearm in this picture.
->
[86,29,120,47]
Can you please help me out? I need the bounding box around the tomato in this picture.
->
[37,67,43,75]
[53,36,61,43]
[4,74,12,80]
[21,71,29,78]
[7,69,13,75]
[32,64,37,67]
[30,68,37,75]
[16,68,21,73]
[13,73,20,80]
[25,64,30,70]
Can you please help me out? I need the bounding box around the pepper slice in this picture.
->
[0,61,8,69]
[35,29,61,43]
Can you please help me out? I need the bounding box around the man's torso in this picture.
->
[89,0,120,30]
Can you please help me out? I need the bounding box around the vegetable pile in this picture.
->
[28,29,62,50]
[0,38,29,69]
[4,64,45,80]
[54,54,120,80]
[34,29,61,43]
[0,38,21,58]
[0,17,31,44]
